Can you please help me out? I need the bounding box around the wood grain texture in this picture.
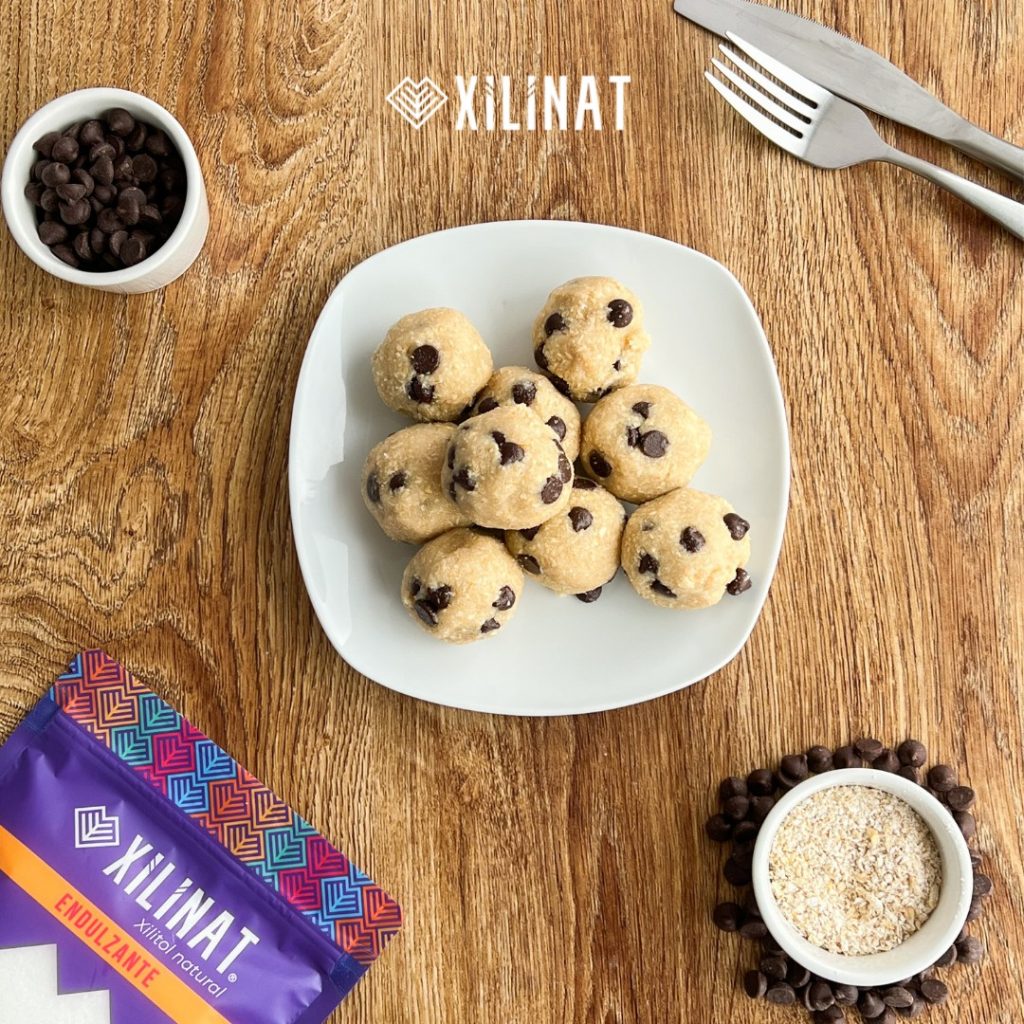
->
[1,0,1022,1021]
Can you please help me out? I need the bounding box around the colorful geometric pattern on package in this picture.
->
[50,650,401,967]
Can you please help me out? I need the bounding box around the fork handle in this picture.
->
[880,148,1024,241]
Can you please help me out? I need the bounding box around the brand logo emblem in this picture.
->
[75,806,121,849]
[386,76,448,129]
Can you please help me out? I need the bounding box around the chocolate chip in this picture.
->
[41,162,71,187]
[588,451,612,477]
[55,181,86,203]
[651,580,676,598]
[480,618,501,633]
[491,431,525,465]
[973,872,992,897]
[125,123,148,152]
[557,451,572,482]
[748,795,774,822]
[898,765,920,783]
[365,473,382,503]
[724,512,750,539]
[519,526,540,541]
[452,467,475,491]
[706,815,733,842]
[833,745,862,768]
[410,344,439,374]
[51,135,79,164]
[745,769,773,794]
[477,396,499,413]
[132,153,158,182]
[107,107,135,137]
[606,298,633,327]
[855,737,884,760]
[573,478,596,491]
[858,991,886,1018]
[576,587,602,603]
[726,568,751,595]
[765,983,796,1005]
[760,956,787,982]
[569,506,593,532]
[145,130,172,157]
[640,430,668,458]
[388,471,407,492]
[807,981,834,1010]
[807,745,833,772]
[96,207,125,233]
[723,794,749,821]
[120,235,147,265]
[873,749,901,772]
[638,553,658,574]
[549,375,571,396]
[108,229,128,257]
[744,970,768,998]
[897,739,927,766]
[406,377,435,403]
[680,527,704,552]
[512,381,536,405]
[32,131,62,157]
[814,1008,844,1024]
[786,963,811,989]
[546,415,566,440]
[79,120,105,146]
[712,901,742,930]
[414,600,438,626]
[625,425,642,448]
[72,231,93,261]
[535,345,549,369]
[919,978,947,1004]
[517,553,540,574]
[540,476,563,504]
[489,585,516,612]
[37,220,68,245]
[928,764,957,792]
[954,810,976,838]
[881,987,914,1009]
[446,445,456,469]
[719,776,747,800]
[631,401,650,418]
[544,312,566,335]
[59,199,91,226]
[947,785,976,811]
[934,946,957,968]
[738,919,768,940]
[50,243,79,266]
[833,984,858,1006]
[780,753,809,781]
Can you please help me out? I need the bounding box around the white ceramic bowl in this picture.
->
[752,769,972,987]
[1,87,208,293]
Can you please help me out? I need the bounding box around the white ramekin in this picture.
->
[752,768,973,987]
[1,87,208,293]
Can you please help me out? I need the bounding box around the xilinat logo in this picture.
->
[74,806,121,849]
[387,75,631,131]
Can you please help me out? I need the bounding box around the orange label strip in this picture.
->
[0,824,231,1024]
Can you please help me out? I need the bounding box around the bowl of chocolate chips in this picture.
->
[2,87,208,292]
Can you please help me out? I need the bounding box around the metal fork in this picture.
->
[706,34,1024,241]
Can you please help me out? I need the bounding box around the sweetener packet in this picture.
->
[0,651,401,1024]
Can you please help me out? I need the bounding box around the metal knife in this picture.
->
[673,0,1024,181]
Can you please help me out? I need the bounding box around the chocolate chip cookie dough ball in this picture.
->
[442,405,574,530]
[470,366,582,461]
[532,277,651,402]
[581,384,711,504]
[372,308,493,422]
[622,488,751,609]
[362,423,471,543]
[505,478,625,602]
[401,528,523,643]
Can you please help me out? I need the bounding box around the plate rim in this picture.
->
[288,219,791,716]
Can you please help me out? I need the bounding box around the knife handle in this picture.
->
[882,148,1024,241]
[943,122,1024,182]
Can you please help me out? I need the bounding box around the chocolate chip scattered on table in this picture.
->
[25,108,186,270]
[707,738,990,1022]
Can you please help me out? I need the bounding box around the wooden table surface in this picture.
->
[1,0,1022,1021]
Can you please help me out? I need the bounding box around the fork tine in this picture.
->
[710,58,808,132]
[725,32,831,105]
[704,71,802,152]
[717,45,817,118]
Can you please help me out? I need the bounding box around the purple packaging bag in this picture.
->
[0,651,401,1024]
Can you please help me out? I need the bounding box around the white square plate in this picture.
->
[289,221,790,715]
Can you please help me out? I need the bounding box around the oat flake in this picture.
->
[769,786,941,955]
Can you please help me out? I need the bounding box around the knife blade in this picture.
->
[674,0,1024,180]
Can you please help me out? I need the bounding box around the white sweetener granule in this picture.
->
[769,786,942,955]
